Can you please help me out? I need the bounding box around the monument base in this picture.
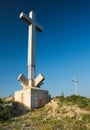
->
[14,88,49,109]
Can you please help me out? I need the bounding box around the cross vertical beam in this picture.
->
[28,11,36,81]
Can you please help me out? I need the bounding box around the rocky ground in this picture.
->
[0,95,90,130]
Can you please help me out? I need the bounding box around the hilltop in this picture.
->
[0,95,90,130]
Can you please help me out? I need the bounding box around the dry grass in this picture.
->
[0,95,90,130]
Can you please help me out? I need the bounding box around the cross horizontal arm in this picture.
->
[72,80,78,83]
[19,12,32,25]
[36,23,43,32]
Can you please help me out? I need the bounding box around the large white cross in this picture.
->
[19,11,43,87]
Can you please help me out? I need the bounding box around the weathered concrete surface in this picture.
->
[14,88,49,109]
[31,89,49,108]
[15,89,31,108]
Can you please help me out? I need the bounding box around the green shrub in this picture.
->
[66,95,90,109]
[0,107,11,121]
[0,98,3,104]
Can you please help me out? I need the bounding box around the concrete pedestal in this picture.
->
[14,88,49,109]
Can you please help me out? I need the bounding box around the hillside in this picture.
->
[0,95,90,130]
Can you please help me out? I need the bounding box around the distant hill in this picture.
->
[0,95,90,130]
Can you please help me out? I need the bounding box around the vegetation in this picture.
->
[0,95,90,129]
[0,107,10,121]
[65,95,90,109]
[0,98,4,104]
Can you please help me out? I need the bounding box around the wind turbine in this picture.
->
[72,75,79,95]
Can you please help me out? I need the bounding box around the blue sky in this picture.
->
[0,0,90,98]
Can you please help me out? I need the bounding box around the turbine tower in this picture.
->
[72,75,78,95]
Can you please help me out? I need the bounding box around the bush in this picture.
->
[66,95,90,109]
[0,107,11,121]
[0,98,3,104]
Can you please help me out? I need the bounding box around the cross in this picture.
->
[72,75,79,95]
[19,11,43,87]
